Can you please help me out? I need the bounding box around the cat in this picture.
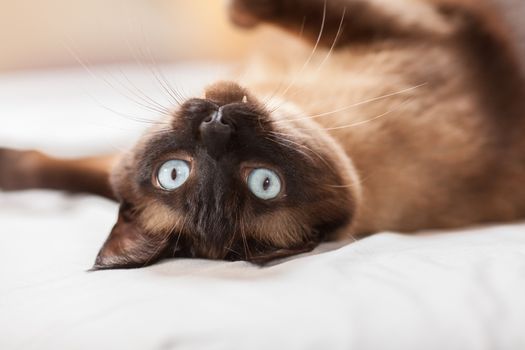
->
[1,0,525,269]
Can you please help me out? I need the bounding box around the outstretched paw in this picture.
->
[0,148,41,191]
[228,0,280,28]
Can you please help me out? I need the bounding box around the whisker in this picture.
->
[62,41,172,118]
[239,216,250,259]
[260,15,308,110]
[315,7,346,73]
[84,91,169,127]
[300,98,412,132]
[172,216,188,257]
[344,232,358,243]
[268,130,313,140]
[126,19,185,106]
[276,83,427,124]
[225,211,243,258]
[267,135,370,190]
[276,0,328,100]
[271,7,346,105]
[138,31,185,106]
[268,132,335,169]
[326,172,371,190]
[129,27,182,105]
[109,68,173,115]
[225,246,241,257]
[121,35,182,109]
[261,76,288,110]
[326,184,359,189]
[117,66,174,113]
[264,135,313,161]
[144,233,171,266]
[113,27,177,112]
[298,16,307,38]
[149,127,175,136]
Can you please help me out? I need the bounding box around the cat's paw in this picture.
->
[228,0,280,28]
[0,148,41,191]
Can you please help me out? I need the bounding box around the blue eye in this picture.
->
[247,168,282,200]
[156,160,191,191]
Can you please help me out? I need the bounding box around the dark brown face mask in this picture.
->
[91,81,355,270]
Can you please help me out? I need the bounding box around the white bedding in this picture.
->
[1,64,525,350]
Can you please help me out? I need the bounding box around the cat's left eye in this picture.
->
[247,168,282,200]
[156,160,191,191]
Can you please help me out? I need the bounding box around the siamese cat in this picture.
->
[1,0,525,269]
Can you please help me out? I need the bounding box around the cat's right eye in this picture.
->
[156,160,191,191]
[247,168,282,200]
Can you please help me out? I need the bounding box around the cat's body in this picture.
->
[246,29,525,236]
[237,0,525,235]
[2,0,525,268]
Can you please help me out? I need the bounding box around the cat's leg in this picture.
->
[0,148,117,200]
[229,0,452,46]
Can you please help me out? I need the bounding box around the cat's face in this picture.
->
[93,82,359,269]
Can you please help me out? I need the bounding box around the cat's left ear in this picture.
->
[92,203,171,270]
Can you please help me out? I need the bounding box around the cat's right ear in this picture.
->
[92,203,171,270]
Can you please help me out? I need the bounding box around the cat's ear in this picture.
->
[92,203,171,270]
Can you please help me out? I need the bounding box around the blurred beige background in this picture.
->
[0,0,252,72]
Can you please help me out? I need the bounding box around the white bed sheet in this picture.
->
[1,64,525,350]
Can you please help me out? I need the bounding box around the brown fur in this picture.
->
[2,0,525,269]
[0,149,116,199]
[236,0,525,234]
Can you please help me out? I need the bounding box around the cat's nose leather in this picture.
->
[199,108,232,159]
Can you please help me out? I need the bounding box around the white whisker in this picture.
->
[121,32,183,108]
[265,136,313,161]
[277,0,328,99]
[136,27,186,105]
[62,40,172,118]
[315,7,346,73]
[267,132,334,170]
[276,83,427,124]
[301,98,412,131]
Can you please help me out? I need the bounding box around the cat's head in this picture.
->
[93,81,360,269]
